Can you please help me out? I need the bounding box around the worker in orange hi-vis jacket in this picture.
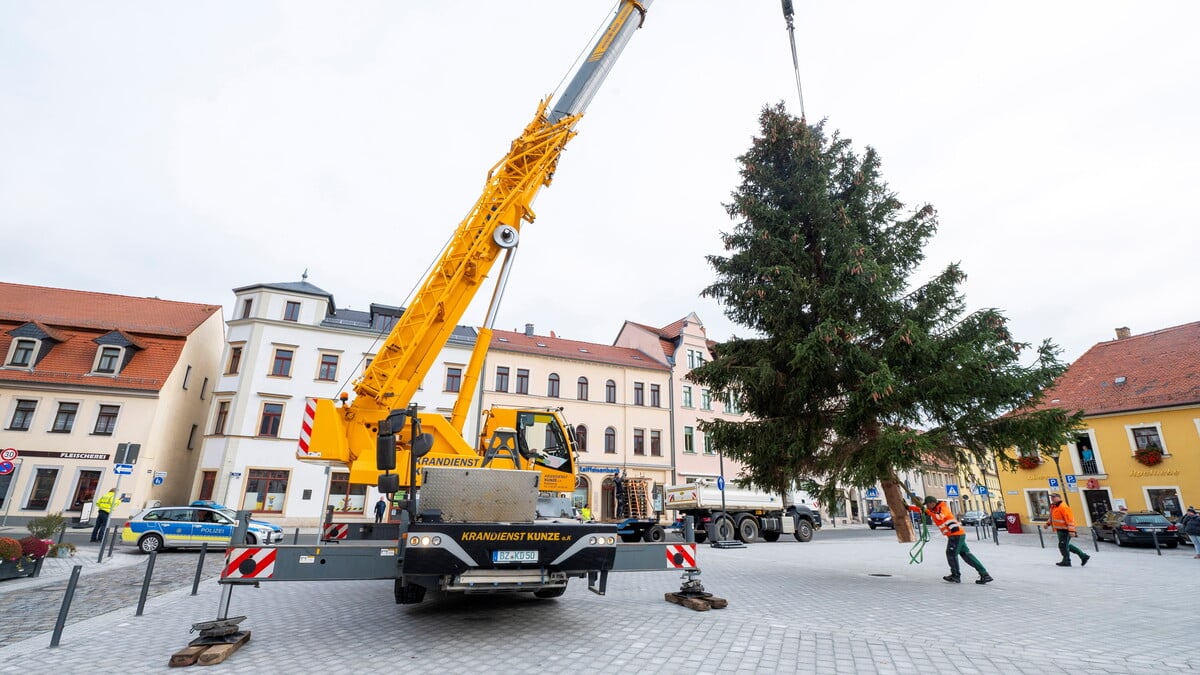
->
[1044,493,1090,567]
[923,495,993,584]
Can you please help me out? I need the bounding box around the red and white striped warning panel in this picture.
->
[323,523,348,540]
[296,398,316,457]
[665,543,697,569]
[222,547,277,580]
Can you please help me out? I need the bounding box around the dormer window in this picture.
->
[91,330,144,376]
[284,301,301,322]
[95,346,123,374]
[7,338,37,368]
[5,322,66,369]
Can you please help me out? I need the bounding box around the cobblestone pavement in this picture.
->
[3,527,1199,673]
[0,546,224,648]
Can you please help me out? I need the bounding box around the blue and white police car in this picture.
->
[122,501,284,553]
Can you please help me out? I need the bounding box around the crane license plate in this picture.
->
[493,550,537,563]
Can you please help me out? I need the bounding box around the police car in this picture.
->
[122,501,284,553]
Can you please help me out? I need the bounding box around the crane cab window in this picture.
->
[516,412,571,470]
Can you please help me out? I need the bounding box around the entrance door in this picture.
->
[601,476,616,520]
[70,470,101,511]
[1083,490,1111,525]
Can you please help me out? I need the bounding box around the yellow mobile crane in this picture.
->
[221,1,689,607]
[295,3,654,498]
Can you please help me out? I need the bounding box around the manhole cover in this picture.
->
[868,573,893,577]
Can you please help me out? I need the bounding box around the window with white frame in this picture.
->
[1128,425,1166,454]
[93,405,119,435]
[7,338,37,368]
[94,346,122,374]
[9,399,37,431]
[52,402,78,433]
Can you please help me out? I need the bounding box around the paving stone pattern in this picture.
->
[2,529,1198,673]
[0,549,223,648]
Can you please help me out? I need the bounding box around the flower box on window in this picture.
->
[1017,456,1040,470]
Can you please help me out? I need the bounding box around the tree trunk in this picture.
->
[882,475,917,543]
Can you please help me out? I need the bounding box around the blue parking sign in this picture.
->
[1048,478,1059,489]
[1064,474,1076,485]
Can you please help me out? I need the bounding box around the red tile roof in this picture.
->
[1036,321,1200,416]
[491,329,669,372]
[0,282,220,392]
[0,282,220,336]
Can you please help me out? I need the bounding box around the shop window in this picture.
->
[25,468,59,510]
[243,469,289,512]
[69,470,101,511]
[328,472,367,513]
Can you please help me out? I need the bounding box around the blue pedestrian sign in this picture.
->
[113,463,134,476]
[716,476,725,491]
[945,484,960,497]
[865,487,879,499]
[1048,477,1060,489]
[1064,474,1077,485]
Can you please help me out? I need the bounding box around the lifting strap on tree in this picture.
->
[908,512,929,564]
[902,481,930,564]
[779,0,807,120]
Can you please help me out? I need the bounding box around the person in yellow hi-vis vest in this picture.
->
[91,488,118,542]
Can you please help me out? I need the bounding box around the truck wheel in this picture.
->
[693,530,708,543]
[762,531,780,542]
[794,519,814,542]
[394,580,426,605]
[712,514,736,541]
[736,517,760,542]
[643,525,666,543]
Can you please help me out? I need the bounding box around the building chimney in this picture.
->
[524,323,534,337]
[1115,327,1131,340]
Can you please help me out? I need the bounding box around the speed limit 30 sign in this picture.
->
[0,448,17,462]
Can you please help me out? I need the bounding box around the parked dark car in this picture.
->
[960,510,988,526]
[867,509,894,530]
[990,511,1007,529]
[1091,511,1179,548]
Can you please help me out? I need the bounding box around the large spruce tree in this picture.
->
[690,104,1080,542]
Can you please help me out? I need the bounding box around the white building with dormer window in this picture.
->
[0,282,223,526]
[195,279,480,526]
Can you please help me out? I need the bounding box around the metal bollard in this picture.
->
[1036,525,1045,548]
[683,515,694,543]
[293,527,300,545]
[1151,529,1162,556]
[107,525,118,558]
[57,521,67,545]
[96,527,107,563]
[192,542,208,596]
[50,565,83,648]
[1092,533,1099,552]
[136,551,157,616]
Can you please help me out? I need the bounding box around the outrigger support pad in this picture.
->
[664,568,728,612]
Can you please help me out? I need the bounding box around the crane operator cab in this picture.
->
[480,407,578,493]
[517,410,572,470]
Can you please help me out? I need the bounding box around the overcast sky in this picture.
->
[3,1,1197,363]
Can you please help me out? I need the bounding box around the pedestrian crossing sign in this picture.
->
[945,484,960,497]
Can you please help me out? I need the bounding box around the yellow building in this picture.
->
[998,323,1199,528]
